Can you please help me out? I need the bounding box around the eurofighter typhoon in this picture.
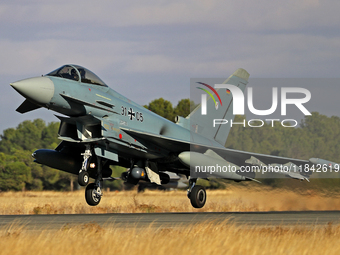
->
[11,65,335,208]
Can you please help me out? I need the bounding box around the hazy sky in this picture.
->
[1,0,340,132]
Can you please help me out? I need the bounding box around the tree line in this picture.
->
[0,98,340,191]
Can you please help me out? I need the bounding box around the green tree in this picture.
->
[0,119,59,153]
[174,99,195,117]
[0,152,31,191]
[145,98,175,122]
[0,120,62,191]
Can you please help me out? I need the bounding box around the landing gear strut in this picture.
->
[78,145,91,186]
[187,178,206,208]
[85,155,103,206]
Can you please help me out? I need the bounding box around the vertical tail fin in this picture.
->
[188,68,249,146]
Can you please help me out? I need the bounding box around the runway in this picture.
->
[1,211,340,230]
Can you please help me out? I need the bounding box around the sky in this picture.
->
[1,0,340,133]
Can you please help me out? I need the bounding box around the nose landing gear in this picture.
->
[78,171,89,186]
[78,145,92,186]
[79,145,104,206]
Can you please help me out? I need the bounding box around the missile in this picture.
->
[178,150,247,181]
[245,156,266,167]
[269,162,309,181]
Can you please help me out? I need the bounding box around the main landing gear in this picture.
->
[77,146,207,208]
[78,145,103,206]
[85,183,101,206]
[187,178,206,208]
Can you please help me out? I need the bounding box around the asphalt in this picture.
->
[0,211,340,231]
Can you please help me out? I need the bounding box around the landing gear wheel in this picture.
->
[78,171,89,186]
[189,185,206,208]
[85,183,101,206]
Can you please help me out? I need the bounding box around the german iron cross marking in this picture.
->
[128,108,135,120]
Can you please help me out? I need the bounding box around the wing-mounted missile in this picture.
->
[178,149,250,181]
[204,149,257,180]
[245,156,266,167]
[244,156,309,181]
[269,162,310,181]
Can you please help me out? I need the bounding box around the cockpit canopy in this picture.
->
[46,65,107,87]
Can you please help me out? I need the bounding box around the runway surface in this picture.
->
[1,211,340,230]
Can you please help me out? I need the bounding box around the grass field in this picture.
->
[1,187,340,254]
[1,221,340,255]
[0,185,340,214]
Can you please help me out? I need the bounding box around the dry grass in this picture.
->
[1,221,340,255]
[0,186,340,214]
[1,187,340,254]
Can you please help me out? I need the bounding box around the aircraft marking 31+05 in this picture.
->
[10,65,334,208]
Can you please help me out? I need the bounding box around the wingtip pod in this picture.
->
[224,68,250,83]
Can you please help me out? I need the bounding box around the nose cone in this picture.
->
[10,77,54,104]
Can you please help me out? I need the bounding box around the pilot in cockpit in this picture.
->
[78,68,86,81]
[71,69,79,81]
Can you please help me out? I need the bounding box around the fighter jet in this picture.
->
[11,65,330,208]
